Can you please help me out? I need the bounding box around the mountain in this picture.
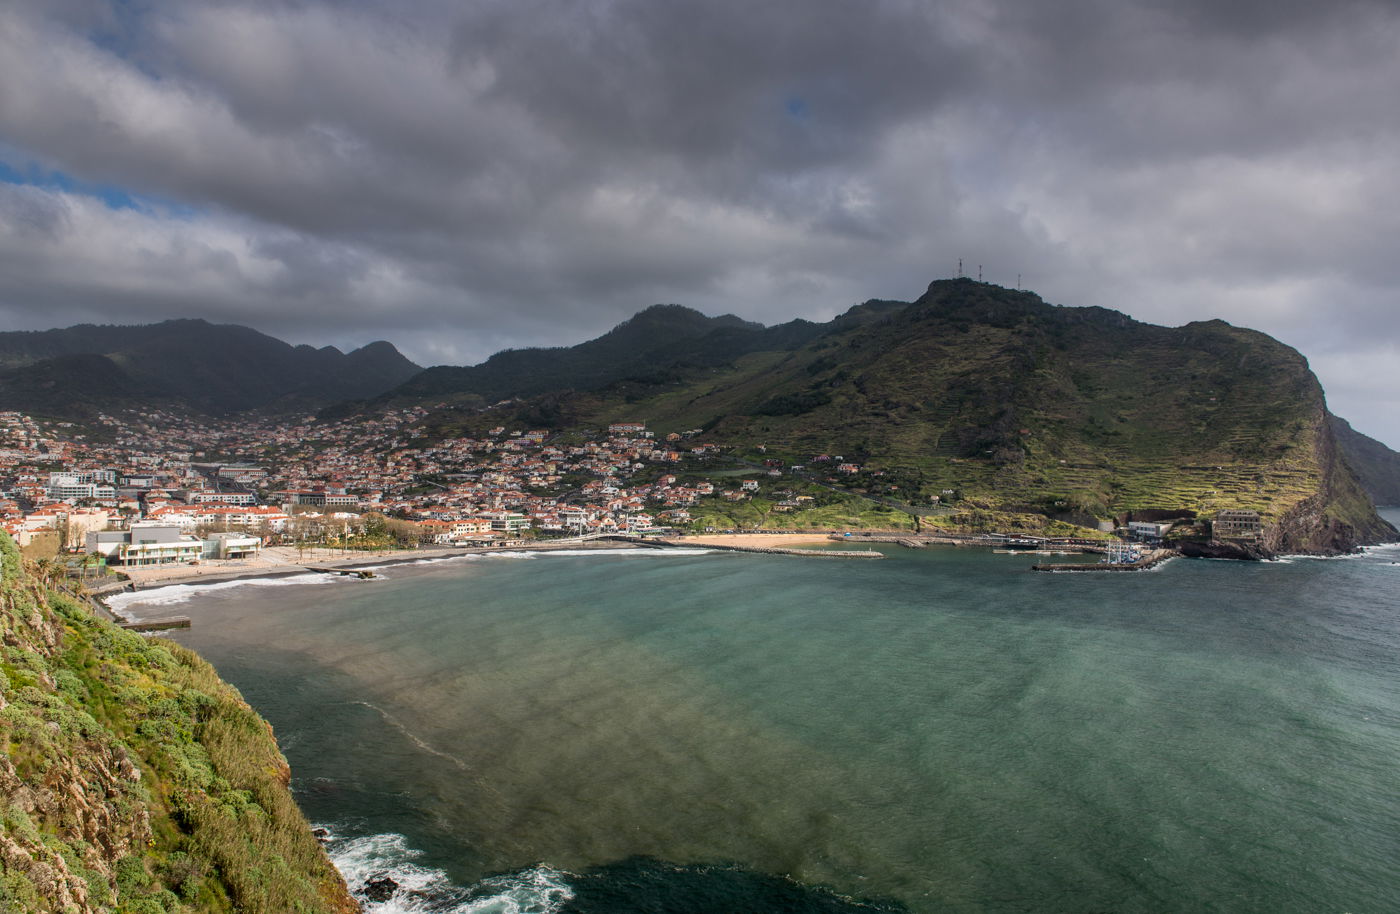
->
[0,536,357,913]
[376,303,821,406]
[1329,414,1400,506]
[0,319,420,416]
[406,279,1393,553]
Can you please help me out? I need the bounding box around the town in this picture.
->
[0,407,890,569]
[2,402,1273,577]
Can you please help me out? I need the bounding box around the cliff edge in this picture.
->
[0,535,358,913]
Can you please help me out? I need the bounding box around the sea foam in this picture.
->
[324,830,573,914]
[104,573,340,618]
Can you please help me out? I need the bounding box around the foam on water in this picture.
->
[325,830,573,914]
[104,573,340,618]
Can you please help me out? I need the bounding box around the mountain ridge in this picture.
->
[394,279,1394,552]
[0,318,421,416]
[1329,414,1400,506]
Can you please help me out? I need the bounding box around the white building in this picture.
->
[86,524,202,566]
[202,532,263,560]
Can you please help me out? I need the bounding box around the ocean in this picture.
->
[112,514,1400,913]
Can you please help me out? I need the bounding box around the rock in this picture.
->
[312,827,331,840]
[364,873,399,902]
[1178,539,1273,561]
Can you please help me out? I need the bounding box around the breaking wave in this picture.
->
[324,830,573,914]
[104,573,340,618]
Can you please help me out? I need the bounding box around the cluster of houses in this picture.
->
[0,409,768,565]
[1,407,1274,566]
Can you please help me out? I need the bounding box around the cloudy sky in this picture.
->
[1,0,1398,445]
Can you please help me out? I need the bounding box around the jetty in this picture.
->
[667,541,882,559]
[305,566,378,579]
[592,534,882,559]
[832,532,1107,553]
[119,617,191,632]
[1031,549,1175,573]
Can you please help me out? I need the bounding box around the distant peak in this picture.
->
[612,304,763,336]
[635,303,707,317]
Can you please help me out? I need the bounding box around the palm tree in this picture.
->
[31,557,60,589]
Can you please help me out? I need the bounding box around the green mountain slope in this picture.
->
[374,304,821,406]
[0,353,161,417]
[0,537,357,913]
[0,319,420,416]
[417,280,1393,552]
[1328,415,1400,507]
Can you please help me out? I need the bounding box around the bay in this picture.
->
[130,514,1400,913]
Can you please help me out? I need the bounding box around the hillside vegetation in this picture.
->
[0,535,357,913]
[1329,414,1400,506]
[411,280,1394,552]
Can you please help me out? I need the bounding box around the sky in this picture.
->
[1,0,1398,447]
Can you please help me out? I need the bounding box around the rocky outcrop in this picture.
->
[1177,540,1274,561]
[1330,414,1400,507]
[1264,411,1397,554]
[0,536,359,914]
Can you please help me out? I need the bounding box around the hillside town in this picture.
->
[0,408,793,567]
[2,400,1275,574]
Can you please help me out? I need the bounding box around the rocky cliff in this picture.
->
[0,537,358,913]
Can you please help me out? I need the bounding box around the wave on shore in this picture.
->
[105,572,342,618]
[324,830,573,914]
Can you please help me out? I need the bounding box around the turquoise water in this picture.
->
[121,519,1400,913]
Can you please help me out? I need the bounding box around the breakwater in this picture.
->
[836,532,1108,553]
[666,541,883,559]
[598,534,883,558]
[1032,548,1176,572]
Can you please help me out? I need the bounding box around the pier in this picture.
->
[666,541,883,559]
[590,534,883,558]
[119,617,191,631]
[1031,549,1175,573]
[305,566,378,579]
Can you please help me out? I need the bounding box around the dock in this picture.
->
[119,617,191,632]
[600,535,883,558]
[305,566,378,579]
[1031,549,1175,573]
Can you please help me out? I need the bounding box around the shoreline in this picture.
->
[113,532,866,593]
[95,527,1186,615]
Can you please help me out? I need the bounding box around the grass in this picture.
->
[0,534,355,914]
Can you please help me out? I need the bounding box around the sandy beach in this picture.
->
[111,533,847,590]
[117,544,467,587]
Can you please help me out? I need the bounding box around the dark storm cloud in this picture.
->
[1,0,1399,443]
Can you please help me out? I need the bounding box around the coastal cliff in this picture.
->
[404,279,1395,554]
[0,535,357,913]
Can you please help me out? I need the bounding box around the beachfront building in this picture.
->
[1126,521,1173,541]
[86,524,203,566]
[203,532,263,560]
